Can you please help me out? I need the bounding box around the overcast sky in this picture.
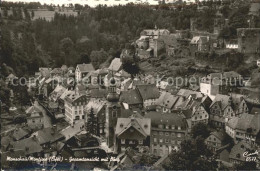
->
[3,0,160,7]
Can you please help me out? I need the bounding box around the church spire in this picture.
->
[107,73,119,102]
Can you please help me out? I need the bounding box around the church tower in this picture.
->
[105,76,121,148]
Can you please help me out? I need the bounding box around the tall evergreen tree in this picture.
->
[87,107,98,135]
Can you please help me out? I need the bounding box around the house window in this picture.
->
[165,125,169,129]
[112,111,117,118]
[139,140,143,145]
[165,132,169,136]
[165,139,169,143]
[129,140,135,144]
[159,132,163,136]
[159,139,163,143]
[171,133,175,136]
[121,139,125,144]
[177,140,181,145]
[158,124,163,129]
[177,133,181,138]
[171,125,175,130]
[171,140,175,144]
[178,126,181,130]
[154,138,157,143]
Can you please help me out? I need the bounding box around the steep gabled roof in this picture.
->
[210,131,226,142]
[120,89,143,105]
[115,116,151,138]
[12,137,43,155]
[144,111,187,129]
[156,92,179,109]
[85,99,106,115]
[210,94,231,110]
[136,84,160,100]
[227,113,260,136]
[229,140,255,162]
[76,63,95,73]
[108,58,122,72]
[177,89,203,99]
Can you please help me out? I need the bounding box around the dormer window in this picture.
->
[158,124,163,129]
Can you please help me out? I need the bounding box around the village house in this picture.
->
[49,84,67,102]
[136,28,171,58]
[75,63,95,82]
[156,92,185,113]
[5,73,18,85]
[229,140,257,165]
[64,91,89,125]
[39,67,52,79]
[200,71,243,100]
[190,36,210,57]
[89,89,108,101]
[230,94,249,116]
[115,115,151,153]
[50,68,63,77]
[205,131,228,152]
[180,100,209,131]
[61,65,68,75]
[26,105,44,128]
[249,2,260,17]
[144,111,188,156]
[136,84,160,108]
[10,136,43,157]
[225,113,260,145]
[209,94,235,128]
[42,78,58,98]
[12,127,31,141]
[119,89,143,110]
[67,66,75,77]
[108,58,123,74]
[32,127,64,148]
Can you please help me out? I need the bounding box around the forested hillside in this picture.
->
[0,1,253,77]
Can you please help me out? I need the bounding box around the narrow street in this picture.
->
[34,101,52,128]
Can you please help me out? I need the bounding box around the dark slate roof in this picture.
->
[227,113,260,136]
[144,111,187,129]
[136,84,160,100]
[156,92,179,109]
[12,137,43,155]
[210,131,226,142]
[115,116,151,137]
[13,128,30,141]
[177,89,203,99]
[210,94,231,110]
[89,89,108,98]
[36,127,64,145]
[229,140,255,162]
[120,89,143,105]
[51,68,63,74]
